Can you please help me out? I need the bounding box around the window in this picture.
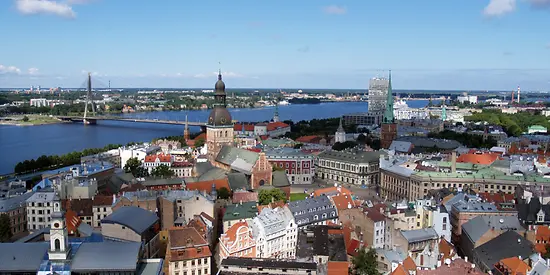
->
[54,239,61,251]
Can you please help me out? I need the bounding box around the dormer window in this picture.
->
[537,210,545,223]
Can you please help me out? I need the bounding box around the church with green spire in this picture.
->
[380,71,397,149]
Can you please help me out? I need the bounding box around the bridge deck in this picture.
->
[57,116,207,126]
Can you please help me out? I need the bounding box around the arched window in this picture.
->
[259,180,265,186]
[322,213,327,219]
[55,239,61,251]
[331,211,336,217]
[225,131,228,137]
[314,215,318,220]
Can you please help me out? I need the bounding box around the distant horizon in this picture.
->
[0,87,547,94]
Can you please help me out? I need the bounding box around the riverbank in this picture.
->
[0,115,67,126]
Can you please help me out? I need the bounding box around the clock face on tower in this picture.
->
[221,117,226,124]
[54,223,60,228]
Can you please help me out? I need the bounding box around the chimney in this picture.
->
[451,151,457,173]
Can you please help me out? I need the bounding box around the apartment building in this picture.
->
[316,149,381,186]
[26,192,56,232]
[167,227,212,275]
[249,207,298,259]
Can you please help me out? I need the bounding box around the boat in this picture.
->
[278,100,290,105]
[394,99,408,109]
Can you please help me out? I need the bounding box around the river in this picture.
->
[0,101,431,175]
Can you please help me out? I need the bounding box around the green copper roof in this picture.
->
[383,71,394,124]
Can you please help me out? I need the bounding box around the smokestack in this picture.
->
[451,151,457,173]
[517,86,521,103]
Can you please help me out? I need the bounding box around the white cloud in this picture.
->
[16,0,76,18]
[323,5,347,15]
[193,74,207,78]
[211,71,245,78]
[483,0,516,16]
[28,67,39,75]
[0,64,22,74]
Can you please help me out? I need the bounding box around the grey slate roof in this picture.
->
[251,206,294,237]
[288,196,337,227]
[223,201,258,222]
[318,149,380,164]
[0,242,48,272]
[272,170,291,187]
[102,206,159,234]
[473,231,534,272]
[216,146,260,174]
[0,192,34,213]
[71,242,141,272]
[389,141,413,153]
[227,172,250,191]
[400,228,439,243]
[26,191,56,203]
[462,215,522,243]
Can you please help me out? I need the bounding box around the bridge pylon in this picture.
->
[83,72,96,125]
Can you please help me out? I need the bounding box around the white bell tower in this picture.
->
[48,194,70,261]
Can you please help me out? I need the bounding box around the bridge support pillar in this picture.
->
[83,119,97,125]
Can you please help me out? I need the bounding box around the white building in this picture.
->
[143,154,172,174]
[457,94,478,104]
[334,118,346,144]
[118,144,161,169]
[26,192,56,232]
[92,195,115,228]
[30,98,48,107]
[431,206,451,242]
[316,149,380,186]
[250,206,298,259]
[170,162,193,178]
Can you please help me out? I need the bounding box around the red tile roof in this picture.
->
[296,135,323,143]
[331,194,356,211]
[246,148,262,153]
[365,208,386,222]
[479,192,515,204]
[234,124,255,132]
[168,227,211,261]
[390,265,408,275]
[497,257,531,275]
[92,195,113,206]
[456,152,499,165]
[327,262,350,275]
[267,122,290,131]
[403,256,417,271]
[144,154,171,163]
[186,178,230,195]
[535,226,550,254]
[313,186,352,197]
[65,209,81,235]
[417,258,484,275]
[172,161,193,167]
[232,191,258,204]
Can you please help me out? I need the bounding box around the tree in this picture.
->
[151,164,175,178]
[351,248,380,275]
[194,138,205,148]
[332,141,357,151]
[258,189,287,205]
[124,157,142,174]
[0,214,12,242]
[217,187,231,200]
[22,115,29,122]
[357,134,367,145]
[543,244,550,259]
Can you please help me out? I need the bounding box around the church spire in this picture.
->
[218,62,222,80]
[383,70,395,124]
[337,117,345,133]
[273,103,280,122]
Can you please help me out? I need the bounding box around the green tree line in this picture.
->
[14,144,121,174]
[465,110,550,137]
[428,130,497,148]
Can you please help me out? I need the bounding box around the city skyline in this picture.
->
[1,0,550,90]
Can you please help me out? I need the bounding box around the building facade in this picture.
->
[368,77,390,113]
[219,221,257,260]
[26,192,56,232]
[167,227,212,275]
[250,207,297,259]
[265,148,315,185]
[316,149,380,186]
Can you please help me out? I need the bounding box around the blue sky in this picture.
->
[1,0,550,90]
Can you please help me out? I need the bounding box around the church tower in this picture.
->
[206,69,234,162]
[272,103,280,123]
[380,71,397,149]
[48,194,70,261]
[335,117,346,143]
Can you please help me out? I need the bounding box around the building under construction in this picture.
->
[368,77,390,113]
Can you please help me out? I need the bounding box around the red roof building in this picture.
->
[166,227,212,275]
[219,221,256,260]
[185,178,231,196]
